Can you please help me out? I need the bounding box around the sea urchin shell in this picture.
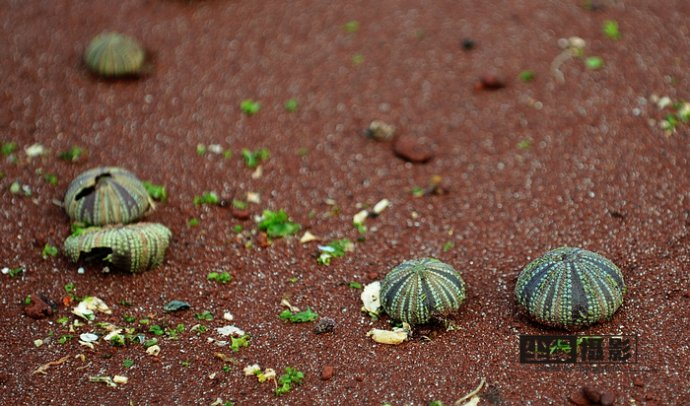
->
[64,222,172,273]
[84,32,146,77]
[515,247,626,329]
[380,258,466,325]
[64,166,152,226]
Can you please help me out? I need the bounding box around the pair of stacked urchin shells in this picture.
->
[63,167,172,273]
[381,249,626,330]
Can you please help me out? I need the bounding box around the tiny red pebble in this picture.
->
[321,365,334,381]
[392,135,433,163]
[568,390,589,406]
[24,293,54,319]
[476,73,506,90]
[231,207,250,220]
[256,232,269,248]
[633,377,644,387]
[367,271,379,281]
[600,391,615,405]
[684,290,690,298]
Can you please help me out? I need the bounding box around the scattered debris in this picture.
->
[33,355,71,375]
[25,143,47,158]
[365,120,396,141]
[454,377,486,406]
[300,231,318,244]
[393,135,433,163]
[223,311,234,321]
[371,198,390,216]
[24,293,54,319]
[413,175,449,197]
[72,296,112,321]
[360,281,381,317]
[367,323,411,345]
[146,345,161,356]
[313,317,336,334]
[244,364,261,376]
[246,192,261,204]
[163,300,191,313]
[89,375,127,388]
[317,239,354,265]
[551,36,586,83]
[216,325,245,337]
[280,299,300,313]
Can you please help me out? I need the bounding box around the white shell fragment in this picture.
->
[353,210,368,226]
[244,364,261,376]
[72,297,112,321]
[300,231,318,244]
[216,325,245,337]
[79,333,99,343]
[360,281,381,316]
[372,198,390,215]
[146,345,161,356]
[112,375,128,384]
[367,326,409,345]
[223,311,234,322]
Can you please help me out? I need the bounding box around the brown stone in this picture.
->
[633,377,644,387]
[392,135,433,163]
[24,294,53,319]
[366,271,379,281]
[568,390,589,406]
[231,207,250,220]
[582,385,601,403]
[476,73,506,90]
[600,391,615,405]
[256,232,269,248]
[321,365,334,381]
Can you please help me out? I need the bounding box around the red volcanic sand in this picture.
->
[1,1,689,404]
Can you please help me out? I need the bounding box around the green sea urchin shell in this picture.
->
[64,223,172,273]
[380,258,466,325]
[64,167,152,226]
[84,32,145,77]
[515,247,626,329]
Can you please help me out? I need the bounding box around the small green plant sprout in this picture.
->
[343,20,360,33]
[1,141,18,156]
[193,191,220,206]
[143,181,167,202]
[241,148,270,168]
[180,360,191,368]
[284,98,299,112]
[518,70,535,82]
[352,53,365,65]
[517,139,532,150]
[317,239,354,265]
[231,335,251,352]
[123,359,134,369]
[441,241,454,253]
[240,99,261,116]
[279,307,318,323]
[585,56,604,70]
[275,367,304,396]
[603,20,620,40]
[429,401,444,406]
[187,217,200,227]
[207,271,233,284]
[257,209,300,238]
[58,146,84,162]
[7,267,24,278]
[196,143,207,156]
[42,244,59,259]
[348,281,363,289]
[149,325,165,336]
[24,295,32,305]
[195,310,214,321]
[58,334,74,344]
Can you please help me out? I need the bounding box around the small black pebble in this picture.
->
[461,38,475,50]
[313,317,336,334]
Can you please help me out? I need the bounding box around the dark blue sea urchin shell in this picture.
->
[515,247,626,329]
[380,258,466,325]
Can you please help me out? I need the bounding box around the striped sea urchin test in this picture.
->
[84,32,146,77]
[64,223,172,273]
[64,167,152,226]
[515,247,626,329]
[380,258,466,325]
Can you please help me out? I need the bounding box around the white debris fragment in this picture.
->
[79,333,99,343]
[372,198,390,215]
[251,165,263,179]
[216,325,245,337]
[353,209,368,226]
[146,345,161,356]
[24,143,47,158]
[299,231,318,244]
[223,311,234,322]
[246,192,261,204]
[367,327,408,345]
[72,297,111,321]
[360,281,381,316]
[243,364,261,376]
[33,339,44,347]
[103,329,123,342]
[112,375,128,384]
[208,144,224,154]
[280,299,300,313]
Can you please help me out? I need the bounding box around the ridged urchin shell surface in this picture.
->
[515,247,626,329]
[83,32,145,77]
[380,258,466,325]
[64,167,151,226]
[63,222,172,273]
